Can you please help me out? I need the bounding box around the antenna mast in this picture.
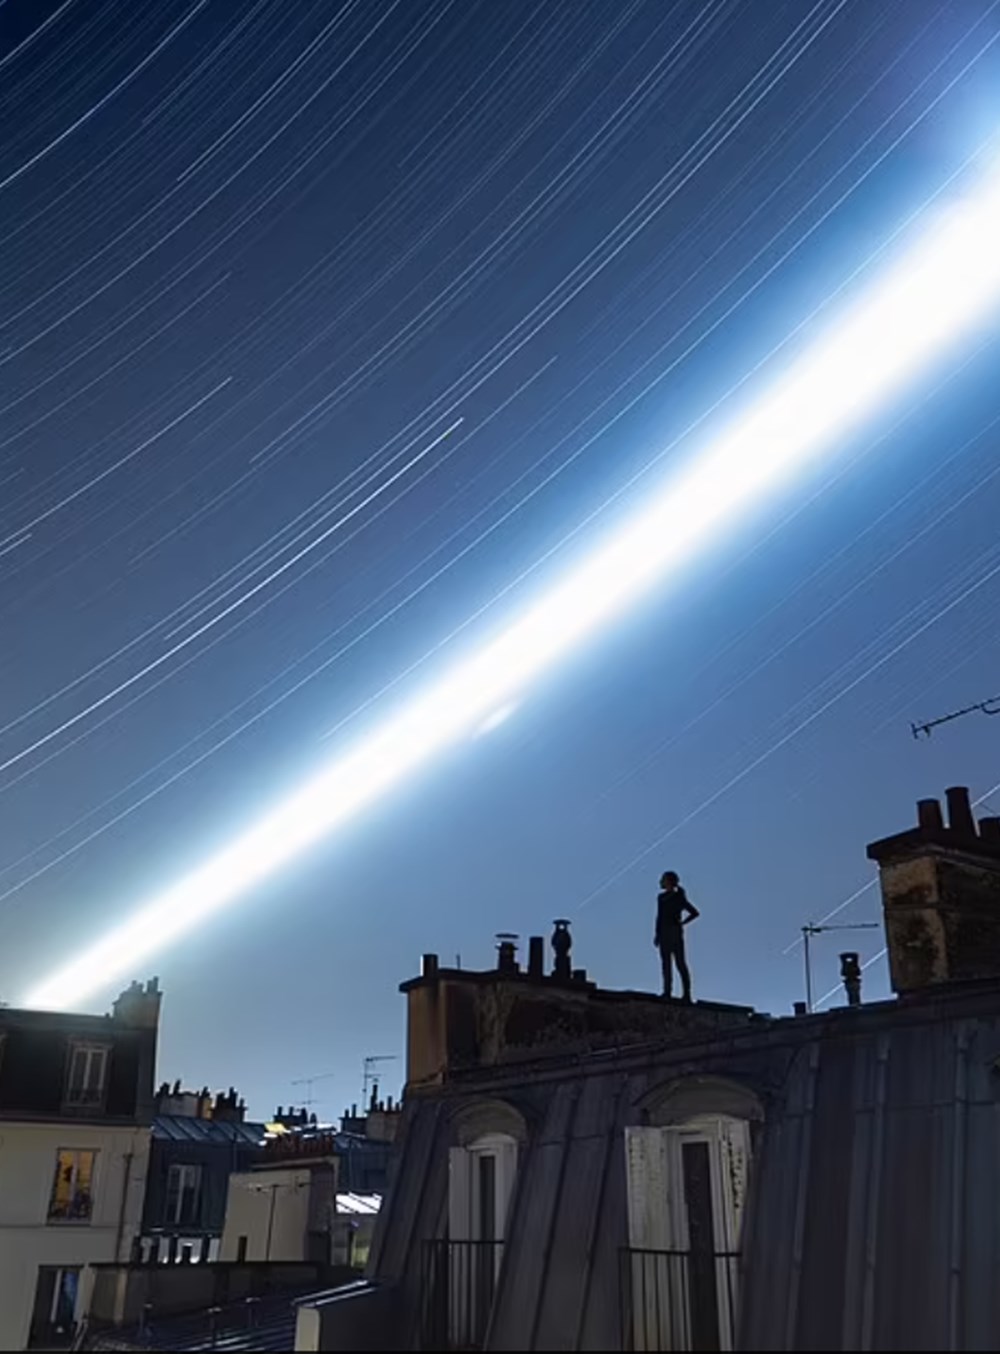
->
[911,693,1000,739]
[289,1070,337,1110]
[362,1054,397,1105]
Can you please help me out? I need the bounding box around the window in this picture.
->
[442,1134,518,1346]
[348,1228,371,1271]
[448,1133,518,1243]
[423,1103,525,1351]
[65,1043,109,1107]
[624,1116,751,1351]
[28,1267,80,1346]
[48,1150,96,1223]
[165,1163,202,1227]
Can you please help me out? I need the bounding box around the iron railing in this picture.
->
[620,1248,740,1352]
[420,1239,504,1351]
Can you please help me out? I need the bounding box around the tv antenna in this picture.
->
[801,922,880,1013]
[911,693,1000,739]
[363,1054,397,1104]
[290,1070,337,1110]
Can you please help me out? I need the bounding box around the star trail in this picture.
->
[5,1,1000,1110]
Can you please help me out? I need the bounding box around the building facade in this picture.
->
[0,980,160,1350]
[297,786,1000,1352]
[220,1116,396,1271]
[136,1083,265,1266]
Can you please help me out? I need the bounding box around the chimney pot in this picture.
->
[421,953,439,979]
[527,936,544,980]
[551,920,572,981]
[945,785,977,838]
[917,798,944,833]
[840,951,862,1007]
[111,978,162,1028]
[793,1001,808,1016]
[572,968,587,984]
[496,933,519,974]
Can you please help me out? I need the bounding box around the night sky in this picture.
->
[5,0,1000,1123]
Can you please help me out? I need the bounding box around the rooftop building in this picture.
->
[298,786,1000,1352]
[137,1082,267,1267]
[0,980,160,1350]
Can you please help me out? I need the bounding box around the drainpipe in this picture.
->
[114,1143,136,1262]
[265,1185,279,1262]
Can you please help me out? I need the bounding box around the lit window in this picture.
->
[65,1044,109,1108]
[166,1163,202,1227]
[48,1150,96,1223]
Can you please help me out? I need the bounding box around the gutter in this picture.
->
[114,1141,136,1262]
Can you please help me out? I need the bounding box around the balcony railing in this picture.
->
[420,1239,504,1351]
[620,1248,740,1352]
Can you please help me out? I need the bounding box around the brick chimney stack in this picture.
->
[212,1087,246,1123]
[867,787,1000,994]
[111,977,162,1028]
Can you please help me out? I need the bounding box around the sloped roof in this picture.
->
[152,1114,266,1146]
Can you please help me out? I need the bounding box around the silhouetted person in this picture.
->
[655,870,699,1001]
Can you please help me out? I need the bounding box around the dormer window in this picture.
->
[623,1078,761,1352]
[426,1100,526,1349]
[449,1131,518,1245]
[64,1043,109,1109]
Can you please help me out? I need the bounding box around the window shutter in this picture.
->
[624,1126,673,1251]
[717,1118,751,1247]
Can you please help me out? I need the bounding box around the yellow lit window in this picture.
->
[48,1150,96,1223]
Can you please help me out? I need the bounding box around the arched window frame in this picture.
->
[447,1100,527,1244]
[623,1077,763,1352]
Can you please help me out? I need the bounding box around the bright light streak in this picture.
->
[475,702,520,737]
[25,161,1000,1011]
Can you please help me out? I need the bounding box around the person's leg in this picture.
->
[659,944,672,997]
[673,932,692,1002]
